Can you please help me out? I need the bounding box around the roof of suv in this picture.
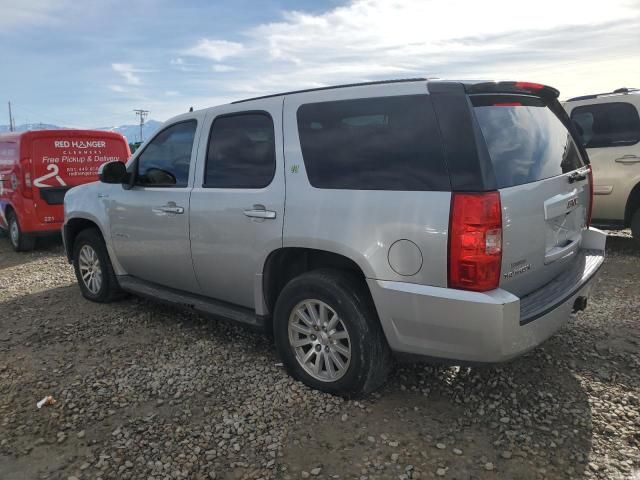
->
[231,78,560,104]
[565,88,639,103]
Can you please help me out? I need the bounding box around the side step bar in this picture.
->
[117,276,263,329]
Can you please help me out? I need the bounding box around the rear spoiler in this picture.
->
[465,81,560,100]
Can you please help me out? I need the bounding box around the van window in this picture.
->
[472,96,585,189]
[204,113,275,188]
[570,102,640,148]
[136,120,197,187]
[296,95,449,191]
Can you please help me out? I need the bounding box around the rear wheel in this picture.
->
[72,228,122,302]
[631,208,640,246]
[7,210,35,252]
[273,269,391,397]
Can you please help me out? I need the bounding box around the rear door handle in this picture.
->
[615,155,640,164]
[243,205,276,219]
[153,203,184,214]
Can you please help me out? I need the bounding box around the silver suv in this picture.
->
[63,79,606,396]
[563,88,640,243]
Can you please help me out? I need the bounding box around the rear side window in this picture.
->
[136,120,197,187]
[472,96,585,189]
[296,95,449,191]
[204,112,275,188]
[570,102,640,148]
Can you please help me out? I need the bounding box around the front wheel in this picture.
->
[273,269,391,396]
[72,228,122,303]
[7,210,35,252]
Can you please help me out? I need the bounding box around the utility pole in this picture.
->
[133,109,149,143]
[8,101,15,132]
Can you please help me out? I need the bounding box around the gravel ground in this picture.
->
[0,232,638,480]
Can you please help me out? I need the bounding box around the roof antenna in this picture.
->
[189,106,193,112]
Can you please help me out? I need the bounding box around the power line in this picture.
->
[133,109,149,143]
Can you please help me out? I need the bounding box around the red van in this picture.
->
[0,130,130,251]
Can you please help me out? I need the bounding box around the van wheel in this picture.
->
[273,269,391,397]
[7,210,35,252]
[72,228,122,303]
[631,208,640,246]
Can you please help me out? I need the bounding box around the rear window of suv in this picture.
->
[471,95,585,189]
[296,95,449,191]
[570,102,640,148]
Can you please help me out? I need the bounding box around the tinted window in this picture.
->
[136,120,196,187]
[204,113,275,188]
[296,95,449,191]
[570,102,640,148]
[472,96,585,189]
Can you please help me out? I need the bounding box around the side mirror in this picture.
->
[99,161,128,184]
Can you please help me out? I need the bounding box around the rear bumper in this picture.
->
[368,228,606,363]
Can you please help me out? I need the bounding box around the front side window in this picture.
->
[296,95,449,191]
[204,112,275,188]
[136,120,197,187]
[570,102,640,148]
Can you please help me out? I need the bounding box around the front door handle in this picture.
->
[615,155,640,164]
[243,205,276,219]
[153,202,184,214]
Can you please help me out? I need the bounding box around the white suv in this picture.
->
[63,79,606,396]
[564,88,640,243]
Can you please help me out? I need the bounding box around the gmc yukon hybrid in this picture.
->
[63,79,606,396]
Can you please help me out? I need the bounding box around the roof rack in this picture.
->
[231,78,427,104]
[566,88,639,102]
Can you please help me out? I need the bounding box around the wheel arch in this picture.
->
[261,247,372,317]
[64,217,105,262]
[624,181,640,226]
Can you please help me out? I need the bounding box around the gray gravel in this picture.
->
[0,232,638,480]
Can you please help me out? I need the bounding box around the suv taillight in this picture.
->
[586,165,594,227]
[448,192,502,292]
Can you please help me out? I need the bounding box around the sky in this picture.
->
[1,0,639,128]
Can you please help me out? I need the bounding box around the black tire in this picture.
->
[7,210,36,252]
[273,269,392,397]
[72,228,122,303]
[631,208,640,247]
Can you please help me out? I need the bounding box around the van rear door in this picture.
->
[470,93,590,297]
[30,133,129,223]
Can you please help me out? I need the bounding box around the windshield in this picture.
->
[472,95,585,188]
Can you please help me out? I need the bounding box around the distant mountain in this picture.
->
[0,120,163,143]
[0,123,63,133]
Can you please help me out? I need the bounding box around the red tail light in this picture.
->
[515,81,545,90]
[448,192,502,292]
[20,158,33,199]
[586,165,594,227]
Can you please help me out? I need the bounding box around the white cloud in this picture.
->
[180,0,640,100]
[112,63,142,85]
[184,39,245,61]
[108,85,126,93]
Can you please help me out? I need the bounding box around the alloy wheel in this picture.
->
[78,244,103,294]
[288,299,351,382]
